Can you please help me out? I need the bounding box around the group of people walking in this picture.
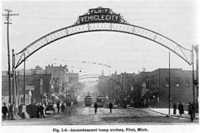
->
[94,102,113,114]
[173,102,184,116]
[2,102,46,120]
[2,100,72,120]
[56,101,70,113]
[173,102,196,122]
[2,102,16,120]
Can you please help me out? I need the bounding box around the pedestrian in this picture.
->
[8,103,14,120]
[173,103,177,115]
[36,103,40,118]
[188,102,193,121]
[188,102,192,115]
[109,102,113,113]
[2,102,8,120]
[61,103,65,112]
[94,102,98,114]
[191,102,195,121]
[178,102,184,117]
[39,103,45,118]
[189,102,195,122]
[57,101,60,113]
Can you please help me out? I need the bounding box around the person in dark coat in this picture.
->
[188,102,192,121]
[2,103,8,120]
[188,102,195,122]
[178,102,184,117]
[191,102,195,121]
[39,103,45,118]
[94,102,98,114]
[109,102,113,113]
[188,102,192,115]
[173,103,177,115]
[36,103,40,118]
[61,103,65,112]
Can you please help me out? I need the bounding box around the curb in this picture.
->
[149,108,199,120]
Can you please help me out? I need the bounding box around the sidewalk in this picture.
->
[149,108,199,120]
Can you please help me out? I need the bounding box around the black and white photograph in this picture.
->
[0,0,199,132]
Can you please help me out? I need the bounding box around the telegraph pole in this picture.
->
[23,53,26,104]
[168,52,171,116]
[3,9,19,104]
[12,49,16,104]
[192,45,196,118]
[158,69,160,107]
[194,45,199,103]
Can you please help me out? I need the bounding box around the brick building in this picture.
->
[135,68,193,107]
[2,70,51,104]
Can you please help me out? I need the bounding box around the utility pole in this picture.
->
[192,45,195,117]
[194,45,199,104]
[23,53,26,104]
[12,49,16,104]
[15,71,20,105]
[168,52,171,117]
[158,69,160,107]
[3,9,19,104]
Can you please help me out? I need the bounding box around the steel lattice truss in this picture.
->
[15,22,192,68]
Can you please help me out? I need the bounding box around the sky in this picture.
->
[1,0,199,76]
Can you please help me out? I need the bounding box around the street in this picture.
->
[2,104,198,125]
[1,3,199,133]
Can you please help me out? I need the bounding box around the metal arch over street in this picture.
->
[14,7,192,68]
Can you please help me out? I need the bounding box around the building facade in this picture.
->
[96,68,194,108]
[135,68,193,107]
[2,70,51,105]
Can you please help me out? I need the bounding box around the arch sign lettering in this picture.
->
[14,7,192,69]
[76,7,126,24]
